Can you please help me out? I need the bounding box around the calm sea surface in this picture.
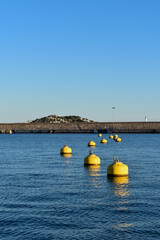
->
[0,133,160,240]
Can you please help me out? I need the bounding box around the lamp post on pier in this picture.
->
[112,107,115,132]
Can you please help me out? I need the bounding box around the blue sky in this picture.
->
[0,0,159,122]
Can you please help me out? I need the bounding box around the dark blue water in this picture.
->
[0,133,160,240]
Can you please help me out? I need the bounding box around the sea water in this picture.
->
[0,133,160,240]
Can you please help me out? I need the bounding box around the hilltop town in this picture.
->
[31,115,94,124]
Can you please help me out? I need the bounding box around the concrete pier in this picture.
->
[0,122,160,133]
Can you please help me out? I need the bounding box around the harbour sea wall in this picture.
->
[0,122,160,133]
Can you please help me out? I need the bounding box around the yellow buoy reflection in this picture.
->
[87,165,101,176]
[111,222,133,231]
[89,146,95,149]
[62,153,72,159]
[108,176,130,197]
[85,165,101,189]
[111,176,129,185]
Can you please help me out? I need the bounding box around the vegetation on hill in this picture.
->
[31,115,94,123]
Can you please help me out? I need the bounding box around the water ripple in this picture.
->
[0,134,160,239]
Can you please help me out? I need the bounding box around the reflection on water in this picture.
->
[111,222,133,231]
[107,176,130,197]
[87,165,101,177]
[1,134,160,239]
[62,153,72,163]
[108,176,132,232]
[62,153,72,159]
[84,165,101,188]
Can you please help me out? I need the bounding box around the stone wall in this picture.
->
[0,122,160,133]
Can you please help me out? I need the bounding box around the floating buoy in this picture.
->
[107,157,128,176]
[60,144,72,155]
[98,133,102,137]
[101,138,107,144]
[84,150,100,165]
[88,140,96,147]
[114,134,118,140]
[109,135,113,139]
[116,137,121,142]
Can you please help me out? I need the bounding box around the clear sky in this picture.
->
[0,0,159,123]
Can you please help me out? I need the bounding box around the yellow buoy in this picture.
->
[101,138,107,144]
[116,137,121,142]
[9,130,13,134]
[60,144,72,155]
[88,140,96,147]
[114,134,118,140]
[98,133,102,137]
[109,135,113,139]
[84,150,100,165]
[107,157,128,176]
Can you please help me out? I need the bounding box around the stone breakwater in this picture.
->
[0,122,160,133]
